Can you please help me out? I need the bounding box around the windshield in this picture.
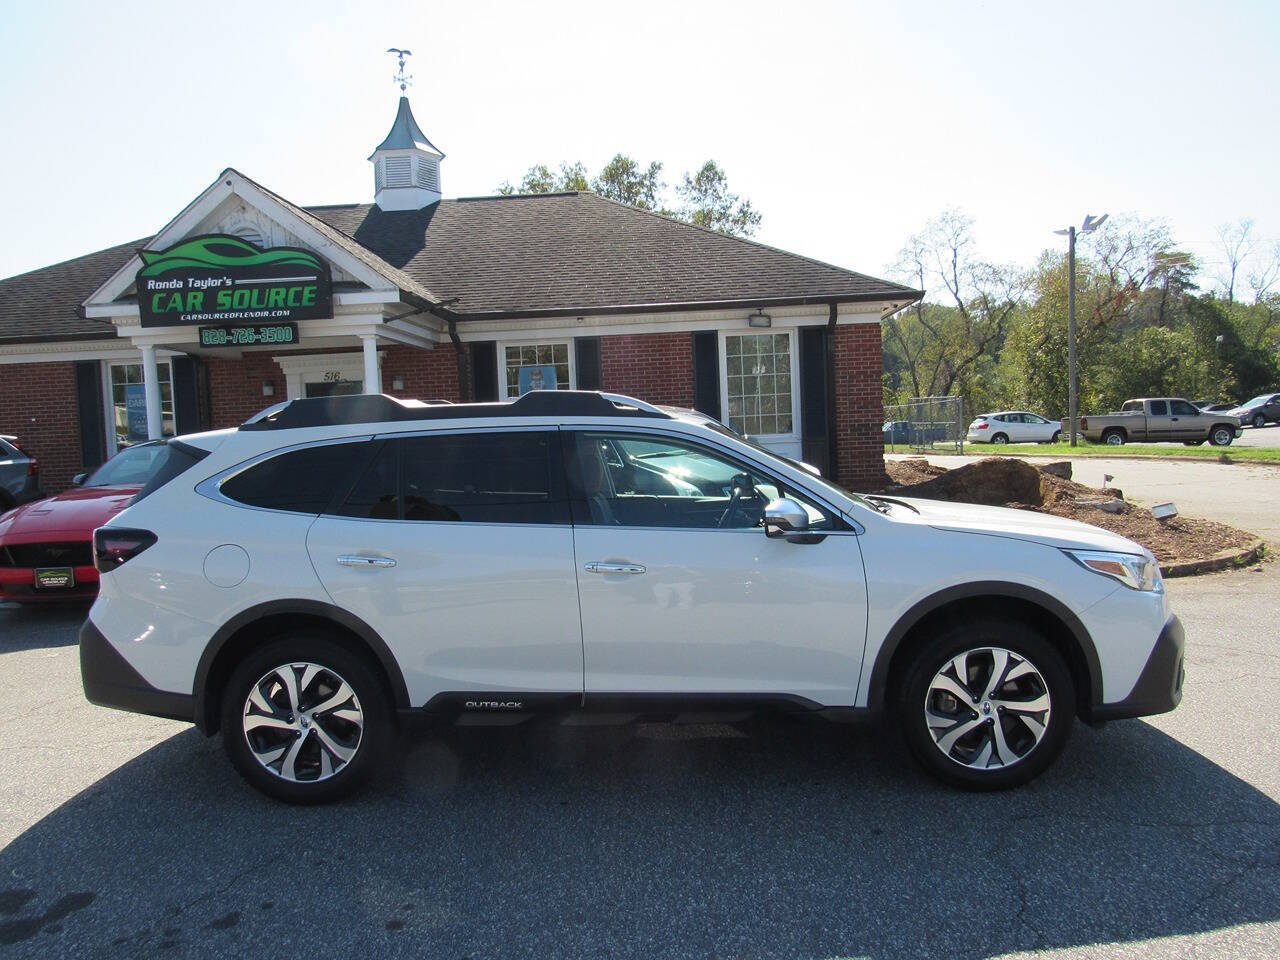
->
[84,443,169,487]
[1241,395,1274,407]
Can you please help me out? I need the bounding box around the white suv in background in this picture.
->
[968,411,1062,445]
[81,391,1184,803]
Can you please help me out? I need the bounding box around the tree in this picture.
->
[884,211,1024,412]
[591,154,665,210]
[496,162,590,196]
[1216,217,1254,304]
[676,160,761,237]
[496,155,763,236]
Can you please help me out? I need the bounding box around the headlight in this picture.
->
[1065,549,1163,592]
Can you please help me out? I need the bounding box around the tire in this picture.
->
[991,433,1009,445]
[1102,429,1126,446]
[1183,440,1205,446]
[221,634,394,804]
[1048,431,1061,444]
[896,617,1074,791]
[1253,414,1266,429]
[1208,425,1234,447]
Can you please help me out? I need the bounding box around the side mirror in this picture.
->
[71,472,88,486]
[763,497,810,539]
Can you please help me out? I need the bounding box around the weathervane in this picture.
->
[387,48,413,92]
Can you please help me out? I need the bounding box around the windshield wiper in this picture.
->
[864,495,920,515]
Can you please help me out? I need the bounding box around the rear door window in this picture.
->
[1149,401,1169,416]
[221,441,373,514]
[337,431,565,524]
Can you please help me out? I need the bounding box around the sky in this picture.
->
[2,0,1277,296]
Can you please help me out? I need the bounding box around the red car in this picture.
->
[0,442,169,603]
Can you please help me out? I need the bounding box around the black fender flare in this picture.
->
[864,581,1103,714]
[192,599,411,733]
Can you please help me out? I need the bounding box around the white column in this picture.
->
[140,343,164,440]
[361,335,382,394]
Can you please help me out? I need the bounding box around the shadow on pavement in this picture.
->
[0,603,89,652]
[1,715,1277,959]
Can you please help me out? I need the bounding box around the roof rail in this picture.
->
[238,390,670,431]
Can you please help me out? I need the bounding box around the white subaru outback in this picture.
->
[80,391,1184,803]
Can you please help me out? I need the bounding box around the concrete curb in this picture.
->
[1161,540,1268,578]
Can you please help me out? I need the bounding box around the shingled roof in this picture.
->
[0,190,919,344]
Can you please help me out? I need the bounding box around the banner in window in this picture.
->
[124,383,148,440]
[135,234,332,328]
[518,365,558,394]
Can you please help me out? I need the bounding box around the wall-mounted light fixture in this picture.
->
[747,310,772,328]
[262,382,275,397]
[391,376,405,391]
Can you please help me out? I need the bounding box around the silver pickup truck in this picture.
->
[1078,398,1243,446]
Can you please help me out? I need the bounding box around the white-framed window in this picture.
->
[720,331,799,441]
[500,342,574,398]
[104,360,174,454]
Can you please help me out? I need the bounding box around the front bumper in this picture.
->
[0,564,99,602]
[80,619,196,724]
[1086,614,1185,722]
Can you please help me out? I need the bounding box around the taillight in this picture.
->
[976,423,989,430]
[1080,417,1088,430]
[27,457,38,477]
[93,528,157,573]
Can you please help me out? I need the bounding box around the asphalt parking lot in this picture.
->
[1,567,1278,960]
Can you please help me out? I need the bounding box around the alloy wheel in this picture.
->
[924,647,1051,770]
[241,662,364,783]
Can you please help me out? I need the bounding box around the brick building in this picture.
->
[0,96,919,499]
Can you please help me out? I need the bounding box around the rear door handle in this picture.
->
[337,555,397,568]
[584,561,646,575]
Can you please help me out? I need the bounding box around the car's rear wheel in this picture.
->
[1102,429,1125,445]
[1253,414,1266,429]
[896,619,1074,790]
[1208,426,1234,447]
[221,635,393,804]
[1047,431,1061,444]
[991,433,1009,445]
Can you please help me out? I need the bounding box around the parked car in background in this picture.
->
[967,412,1061,445]
[1193,401,1236,413]
[0,441,170,603]
[1078,398,1242,446]
[883,420,948,445]
[1227,393,1280,428]
[0,435,41,512]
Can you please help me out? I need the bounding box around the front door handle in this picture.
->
[337,555,397,568]
[584,561,646,575]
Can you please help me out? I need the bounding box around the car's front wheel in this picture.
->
[896,619,1074,790]
[1208,426,1235,447]
[1253,414,1266,429]
[221,635,393,804]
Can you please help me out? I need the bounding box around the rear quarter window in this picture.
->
[221,441,374,514]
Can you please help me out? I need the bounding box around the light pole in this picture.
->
[1054,214,1108,446]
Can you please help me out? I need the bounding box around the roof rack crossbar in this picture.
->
[238,390,670,431]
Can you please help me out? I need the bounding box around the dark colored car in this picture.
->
[0,442,168,603]
[0,435,41,512]
[883,420,947,445]
[1227,393,1280,428]
[1194,401,1237,413]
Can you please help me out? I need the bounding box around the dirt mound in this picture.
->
[885,457,1046,506]
[876,457,1257,565]
[883,458,948,487]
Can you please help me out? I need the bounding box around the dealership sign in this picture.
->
[135,234,332,328]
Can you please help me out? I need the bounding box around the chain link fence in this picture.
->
[883,396,966,454]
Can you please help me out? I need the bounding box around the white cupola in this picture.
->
[368,96,444,211]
